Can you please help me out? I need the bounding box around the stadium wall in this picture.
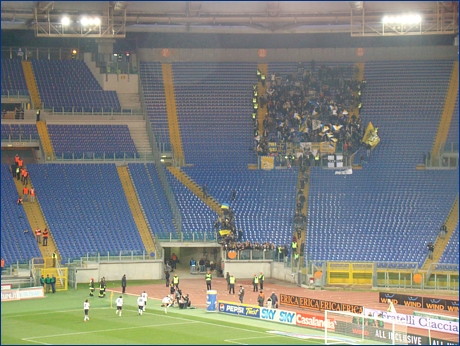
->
[138,45,457,63]
[75,260,164,282]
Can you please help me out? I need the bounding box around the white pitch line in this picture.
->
[5,307,111,318]
[22,320,197,341]
[224,334,279,345]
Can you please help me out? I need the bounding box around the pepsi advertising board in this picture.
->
[218,301,260,318]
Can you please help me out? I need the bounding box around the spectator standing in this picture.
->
[165,270,170,287]
[427,242,435,260]
[42,228,49,246]
[229,274,236,294]
[52,252,57,267]
[35,228,41,244]
[259,272,265,290]
[89,278,95,296]
[238,285,245,303]
[199,258,205,273]
[173,273,179,290]
[231,189,236,201]
[205,270,212,290]
[252,274,259,292]
[23,186,29,202]
[202,183,208,199]
[190,258,196,273]
[29,187,35,203]
[171,253,178,270]
[45,274,51,293]
[1,257,4,275]
[440,224,447,239]
[50,274,56,293]
[121,274,127,294]
[257,290,265,307]
[226,272,230,291]
[270,292,279,308]
[17,48,24,60]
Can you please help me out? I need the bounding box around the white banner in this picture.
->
[1,287,44,302]
[364,308,459,335]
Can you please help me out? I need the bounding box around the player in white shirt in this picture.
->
[161,294,173,314]
[141,291,148,311]
[83,299,90,322]
[115,296,123,316]
[137,295,144,315]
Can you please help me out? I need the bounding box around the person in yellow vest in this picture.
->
[52,252,57,267]
[252,274,259,292]
[173,274,179,290]
[258,272,265,290]
[294,252,300,267]
[291,240,298,253]
[229,274,236,294]
[205,271,212,290]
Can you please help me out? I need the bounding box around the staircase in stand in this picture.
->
[117,166,157,257]
[127,124,153,160]
[22,60,41,109]
[167,166,222,216]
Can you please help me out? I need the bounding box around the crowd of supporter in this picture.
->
[254,62,367,158]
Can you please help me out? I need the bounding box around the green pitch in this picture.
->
[1,288,326,345]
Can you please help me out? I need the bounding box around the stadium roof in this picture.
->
[1,1,458,35]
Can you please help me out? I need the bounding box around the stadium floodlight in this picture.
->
[81,16,101,27]
[382,14,421,24]
[61,17,70,26]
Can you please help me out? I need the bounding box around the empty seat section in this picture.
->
[48,124,137,159]
[128,163,177,238]
[1,164,40,264]
[1,59,29,96]
[26,163,145,261]
[31,60,120,111]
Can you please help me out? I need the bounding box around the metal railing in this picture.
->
[63,250,160,266]
[46,152,155,162]
[1,135,40,142]
[42,107,145,117]
[1,90,30,99]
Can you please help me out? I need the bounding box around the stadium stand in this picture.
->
[127,163,177,238]
[1,164,41,264]
[47,124,138,160]
[306,60,458,267]
[171,62,258,166]
[181,166,298,246]
[139,62,172,152]
[31,60,120,112]
[1,124,39,141]
[438,224,459,268]
[26,163,145,261]
[1,59,29,96]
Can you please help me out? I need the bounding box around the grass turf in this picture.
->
[1,288,327,345]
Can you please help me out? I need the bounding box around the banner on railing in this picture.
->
[280,293,363,314]
[260,156,274,170]
[379,292,459,312]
